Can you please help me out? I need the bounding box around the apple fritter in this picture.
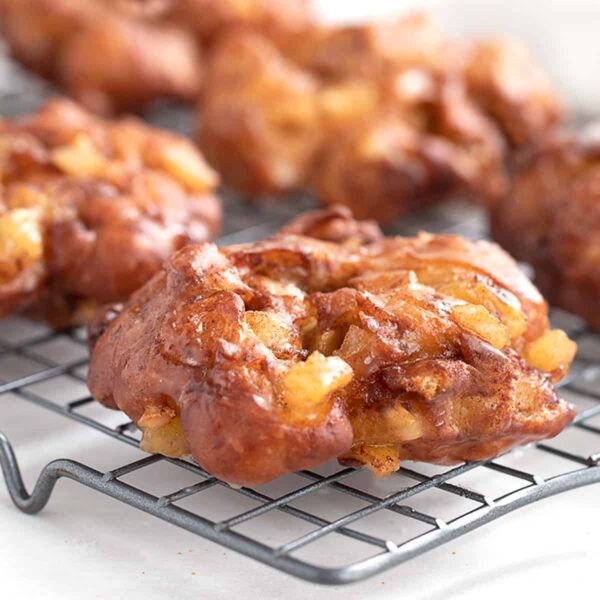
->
[0,98,221,326]
[88,207,575,486]
[196,15,563,218]
[0,0,203,114]
[199,31,507,216]
[491,125,600,327]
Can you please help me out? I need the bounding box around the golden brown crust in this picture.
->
[88,208,575,485]
[279,205,382,245]
[0,99,221,326]
[312,74,507,222]
[491,125,600,327]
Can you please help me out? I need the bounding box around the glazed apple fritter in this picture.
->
[0,98,221,326]
[199,30,507,218]
[88,207,576,486]
[0,0,204,114]
[491,125,600,328]
[198,14,563,220]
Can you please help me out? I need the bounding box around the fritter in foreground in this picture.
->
[88,207,576,486]
[491,125,600,328]
[0,98,221,326]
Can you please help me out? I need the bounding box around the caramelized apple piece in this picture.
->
[451,303,509,349]
[139,405,191,457]
[525,330,577,379]
[343,444,401,477]
[154,142,219,192]
[245,310,298,355]
[51,134,105,177]
[0,208,43,284]
[282,351,353,423]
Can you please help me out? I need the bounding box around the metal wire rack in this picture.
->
[1,51,600,587]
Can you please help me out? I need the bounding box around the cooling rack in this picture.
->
[1,52,600,587]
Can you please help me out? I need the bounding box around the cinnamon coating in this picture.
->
[88,208,576,485]
[0,99,221,326]
[491,125,600,328]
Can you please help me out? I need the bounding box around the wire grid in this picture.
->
[1,52,600,587]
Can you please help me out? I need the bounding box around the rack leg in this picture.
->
[0,431,61,514]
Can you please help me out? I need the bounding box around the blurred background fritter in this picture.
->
[491,126,600,328]
[198,31,321,196]
[312,72,507,222]
[463,38,563,148]
[0,0,204,114]
[0,0,313,114]
[0,2,566,223]
[0,99,221,326]
[197,13,562,221]
[281,13,460,82]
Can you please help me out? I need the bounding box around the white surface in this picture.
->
[2,2,600,598]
